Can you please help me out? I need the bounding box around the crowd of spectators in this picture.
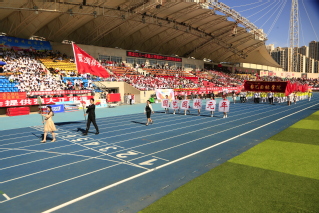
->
[1,49,318,94]
[0,49,96,94]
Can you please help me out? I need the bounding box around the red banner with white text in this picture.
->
[72,43,109,78]
[30,90,92,96]
[0,92,26,101]
[0,96,93,107]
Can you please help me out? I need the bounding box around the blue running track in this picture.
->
[0,94,318,213]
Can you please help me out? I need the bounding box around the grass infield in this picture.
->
[140,111,319,213]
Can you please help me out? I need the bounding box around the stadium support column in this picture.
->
[289,0,299,72]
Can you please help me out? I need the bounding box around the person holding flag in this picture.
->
[82,98,99,135]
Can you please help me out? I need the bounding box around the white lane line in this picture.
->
[0,147,122,164]
[102,107,267,145]
[3,193,10,200]
[0,151,106,171]
[0,140,77,154]
[0,163,123,204]
[152,156,169,161]
[106,101,307,154]
[1,155,109,184]
[41,102,318,213]
[0,143,78,159]
[61,130,150,171]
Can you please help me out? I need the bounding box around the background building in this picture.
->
[270,41,319,74]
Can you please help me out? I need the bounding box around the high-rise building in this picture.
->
[309,41,319,60]
[266,44,275,54]
[306,57,314,73]
[297,54,306,73]
[298,46,308,57]
[271,47,291,71]
[314,61,319,74]
[270,42,319,73]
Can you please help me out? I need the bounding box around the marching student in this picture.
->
[144,100,154,126]
[219,95,230,118]
[172,95,180,114]
[261,92,267,103]
[82,98,99,135]
[232,91,236,104]
[268,91,274,104]
[164,95,169,114]
[41,105,56,143]
[182,95,190,115]
[206,95,216,117]
[308,91,312,101]
[194,94,202,116]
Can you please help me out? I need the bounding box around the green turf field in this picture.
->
[140,111,319,213]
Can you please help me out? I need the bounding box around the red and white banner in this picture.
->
[0,96,93,107]
[170,100,179,109]
[218,99,230,112]
[72,43,109,78]
[30,90,91,96]
[0,92,26,101]
[180,100,190,110]
[192,99,202,109]
[161,99,169,108]
[205,100,216,111]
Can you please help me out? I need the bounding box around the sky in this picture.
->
[218,0,319,48]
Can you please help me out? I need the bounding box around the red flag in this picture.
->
[72,43,109,78]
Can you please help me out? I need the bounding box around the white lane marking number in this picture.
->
[99,146,117,152]
[116,151,139,158]
[139,159,158,166]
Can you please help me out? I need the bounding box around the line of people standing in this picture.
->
[124,93,135,105]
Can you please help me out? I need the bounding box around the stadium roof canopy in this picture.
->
[0,0,280,68]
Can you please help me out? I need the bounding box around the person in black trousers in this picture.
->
[144,100,154,126]
[82,98,99,135]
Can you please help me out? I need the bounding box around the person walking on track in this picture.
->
[41,105,56,143]
[82,98,99,135]
[144,100,154,126]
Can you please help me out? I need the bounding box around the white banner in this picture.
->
[170,100,179,109]
[192,99,202,109]
[155,89,175,100]
[205,100,216,111]
[180,100,190,110]
[218,99,230,112]
[161,99,169,108]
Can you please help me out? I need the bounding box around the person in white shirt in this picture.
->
[268,92,274,104]
[127,93,132,105]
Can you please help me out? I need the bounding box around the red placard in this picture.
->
[107,93,121,102]
[244,81,287,93]
[0,92,26,101]
[0,96,93,107]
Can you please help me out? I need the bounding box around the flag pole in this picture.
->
[81,96,87,121]
[72,42,87,122]
[37,96,44,126]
